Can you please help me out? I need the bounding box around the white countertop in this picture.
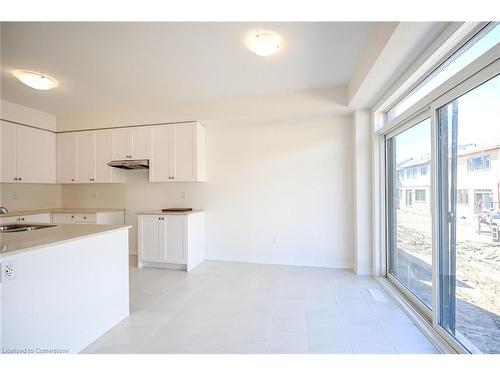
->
[136,209,205,215]
[0,207,125,218]
[0,223,131,258]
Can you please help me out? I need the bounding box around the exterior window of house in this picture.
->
[474,189,494,211]
[421,166,428,176]
[415,189,426,201]
[457,189,469,205]
[406,168,417,178]
[467,155,491,171]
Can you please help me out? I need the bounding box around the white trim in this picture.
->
[377,276,459,354]
[378,43,500,135]
[384,108,430,138]
[374,22,483,114]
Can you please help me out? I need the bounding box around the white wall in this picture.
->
[62,115,355,268]
[0,99,56,131]
[0,183,61,211]
[353,110,372,275]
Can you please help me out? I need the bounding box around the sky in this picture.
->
[394,73,500,163]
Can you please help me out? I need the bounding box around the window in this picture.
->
[467,155,491,171]
[415,189,426,202]
[406,168,417,178]
[474,189,494,212]
[457,189,469,205]
[387,22,500,121]
[387,118,432,311]
[379,21,500,354]
[437,74,500,354]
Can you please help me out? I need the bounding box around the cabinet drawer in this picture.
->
[52,213,76,223]
[74,214,97,224]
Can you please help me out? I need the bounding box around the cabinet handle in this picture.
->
[18,177,22,181]
[13,178,17,181]
[90,178,95,181]
[71,179,75,182]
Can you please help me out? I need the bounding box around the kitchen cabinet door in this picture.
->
[95,130,111,182]
[139,215,162,262]
[171,123,195,182]
[0,121,17,183]
[149,125,172,182]
[20,213,52,223]
[17,125,56,184]
[77,131,95,183]
[112,128,131,160]
[163,215,186,263]
[131,127,151,159]
[57,133,78,183]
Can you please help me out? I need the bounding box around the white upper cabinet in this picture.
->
[1,121,56,184]
[57,130,125,184]
[76,131,95,183]
[150,122,206,182]
[1,120,204,184]
[131,127,151,159]
[112,127,151,160]
[95,130,125,183]
[149,125,171,182]
[57,133,78,183]
[17,125,56,183]
[111,128,131,160]
[1,121,18,183]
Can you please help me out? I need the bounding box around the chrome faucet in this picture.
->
[0,207,8,214]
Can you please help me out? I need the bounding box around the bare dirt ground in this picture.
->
[394,209,500,353]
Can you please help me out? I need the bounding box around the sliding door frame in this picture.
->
[378,35,500,354]
[385,109,433,322]
[430,57,500,354]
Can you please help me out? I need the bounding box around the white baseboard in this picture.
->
[204,256,353,270]
[354,266,372,275]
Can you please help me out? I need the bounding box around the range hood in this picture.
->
[107,159,149,170]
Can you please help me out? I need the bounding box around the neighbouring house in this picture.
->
[395,144,500,221]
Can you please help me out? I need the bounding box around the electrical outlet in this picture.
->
[1,262,16,282]
[12,193,18,200]
[180,191,187,200]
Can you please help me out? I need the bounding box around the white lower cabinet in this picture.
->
[138,212,204,271]
[0,213,52,224]
[52,212,124,225]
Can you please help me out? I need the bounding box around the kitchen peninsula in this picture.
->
[0,223,130,353]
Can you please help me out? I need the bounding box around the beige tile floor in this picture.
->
[81,256,438,354]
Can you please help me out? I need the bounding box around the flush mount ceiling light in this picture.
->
[12,70,58,90]
[246,30,282,56]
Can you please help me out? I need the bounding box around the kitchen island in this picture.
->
[0,223,130,354]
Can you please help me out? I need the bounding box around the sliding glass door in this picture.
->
[387,117,433,316]
[436,73,500,353]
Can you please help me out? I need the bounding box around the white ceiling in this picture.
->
[1,22,376,116]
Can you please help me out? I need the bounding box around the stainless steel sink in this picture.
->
[0,224,56,233]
